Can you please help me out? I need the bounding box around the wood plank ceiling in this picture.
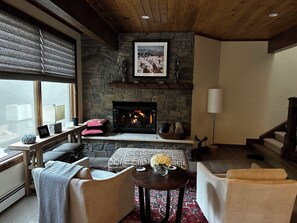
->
[26,0,297,52]
[87,0,297,41]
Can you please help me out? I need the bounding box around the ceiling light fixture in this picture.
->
[269,12,278,17]
[141,15,150,20]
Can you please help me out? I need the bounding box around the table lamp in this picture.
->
[43,104,65,133]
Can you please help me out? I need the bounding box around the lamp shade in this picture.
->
[43,104,65,123]
[207,89,223,114]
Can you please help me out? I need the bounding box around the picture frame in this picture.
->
[37,125,50,138]
[133,40,169,78]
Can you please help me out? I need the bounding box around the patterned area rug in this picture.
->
[121,173,208,223]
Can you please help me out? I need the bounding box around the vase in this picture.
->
[153,165,168,176]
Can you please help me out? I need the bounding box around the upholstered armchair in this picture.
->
[196,162,297,223]
[33,157,135,223]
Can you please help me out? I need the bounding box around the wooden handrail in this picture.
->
[282,97,297,161]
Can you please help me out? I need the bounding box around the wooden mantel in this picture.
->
[109,82,193,90]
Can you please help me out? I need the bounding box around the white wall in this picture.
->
[193,36,297,145]
[0,162,25,213]
[191,36,221,143]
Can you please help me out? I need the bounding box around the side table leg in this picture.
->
[161,190,171,223]
[175,187,185,223]
[145,188,151,223]
[23,151,31,196]
[35,148,43,167]
[138,186,146,223]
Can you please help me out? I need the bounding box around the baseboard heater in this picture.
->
[0,184,25,213]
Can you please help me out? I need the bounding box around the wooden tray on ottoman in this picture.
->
[158,132,187,140]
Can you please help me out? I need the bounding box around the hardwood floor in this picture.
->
[0,195,38,223]
[0,146,296,223]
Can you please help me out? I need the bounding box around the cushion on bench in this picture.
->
[43,151,69,163]
[53,143,84,154]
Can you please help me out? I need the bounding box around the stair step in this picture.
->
[263,138,283,155]
[274,131,286,143]
[247,142,297,180]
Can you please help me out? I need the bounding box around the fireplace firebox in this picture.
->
[113,101,157,133]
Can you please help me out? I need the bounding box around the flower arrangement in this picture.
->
[150,153,172,168]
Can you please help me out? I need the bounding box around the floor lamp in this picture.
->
[207,89,223,146]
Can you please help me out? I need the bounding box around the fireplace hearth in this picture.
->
[113,101,157,133]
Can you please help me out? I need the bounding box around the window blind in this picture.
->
[0,9,76,83]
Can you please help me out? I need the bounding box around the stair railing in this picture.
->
[282,97,297,161]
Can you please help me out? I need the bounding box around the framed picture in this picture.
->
[133,40,169,78]
[37,125,50,138]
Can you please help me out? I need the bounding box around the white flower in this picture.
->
[150,153,172,168]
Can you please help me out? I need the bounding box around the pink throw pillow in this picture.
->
[82,129,104,136]
[84,119,108,127]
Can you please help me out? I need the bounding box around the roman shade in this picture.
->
[0,8,76,83]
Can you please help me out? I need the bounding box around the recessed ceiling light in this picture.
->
[141,15,150,20]
[269,12,278,17]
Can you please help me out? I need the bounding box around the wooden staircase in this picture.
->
[263,131,285,155]
[246,97,297,179]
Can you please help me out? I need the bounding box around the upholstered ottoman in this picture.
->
[108,148,189,172]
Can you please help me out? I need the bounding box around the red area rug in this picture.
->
[121,173,208,223]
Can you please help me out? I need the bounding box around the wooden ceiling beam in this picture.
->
[32,0,118,50]
[268,25,297,53]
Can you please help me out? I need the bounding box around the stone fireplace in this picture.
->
[113,101,157,133]
[82,33,194,134]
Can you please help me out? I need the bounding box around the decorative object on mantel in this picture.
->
[120,59,127,83]
[150,153,172,176]
[158,122,187,140]
[133,40,169,78]
[21,134,36,144]
[174,58,180,83]
[175,121,184,134]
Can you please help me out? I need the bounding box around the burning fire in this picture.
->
[135,109,145,117]
[130,109,145,125]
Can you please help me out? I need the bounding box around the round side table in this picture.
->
[132,164,189,223]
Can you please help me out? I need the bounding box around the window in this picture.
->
[0,7,77,163]
[42,82,71,127]
[0,80,35,161]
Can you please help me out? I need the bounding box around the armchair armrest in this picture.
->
[69,166,135,223]
[72,157,90,168]
[196,162,228,223]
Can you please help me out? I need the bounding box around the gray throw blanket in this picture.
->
[34,161,83,223]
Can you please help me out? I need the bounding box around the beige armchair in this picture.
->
[196,162,297,223]
[33,157,135,223]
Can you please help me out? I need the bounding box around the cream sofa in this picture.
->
[33,157,135,223]
[196,162,297,223]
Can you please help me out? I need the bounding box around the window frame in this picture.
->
[0,3,78,164]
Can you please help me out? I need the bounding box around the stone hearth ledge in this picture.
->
[82,133,193,144]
